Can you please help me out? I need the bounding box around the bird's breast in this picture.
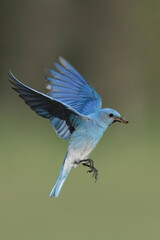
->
[68,120,105,161]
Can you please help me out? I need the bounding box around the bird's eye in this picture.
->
[109,113,113,117]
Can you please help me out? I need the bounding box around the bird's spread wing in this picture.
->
[45,57,102,139]
[46,57,102,114]
[9,72,90,139]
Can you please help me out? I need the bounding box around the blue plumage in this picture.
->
[9,57,128,198]
[49,154,70,198]
[46,57,102,140]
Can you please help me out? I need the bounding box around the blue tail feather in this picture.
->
[50,155,71,198]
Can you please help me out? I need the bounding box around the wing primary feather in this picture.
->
[59,57,88,85]
[9,72,90,139]
[54,61,87,86]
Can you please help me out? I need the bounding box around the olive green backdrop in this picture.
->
[1,1,160,239]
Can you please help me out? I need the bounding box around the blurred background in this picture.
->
[1,1,160,239]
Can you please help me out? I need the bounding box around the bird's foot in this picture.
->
[87,167,98,182]
[79,159,98,182]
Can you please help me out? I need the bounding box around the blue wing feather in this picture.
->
[46,57,102,140]
[9,72,89,140]
[53,62,86,86]
[9,57,101,141]
[58,57,88,85]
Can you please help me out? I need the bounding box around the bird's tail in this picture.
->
[49,154,71,198]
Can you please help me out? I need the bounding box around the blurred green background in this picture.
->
[1,1,160,239]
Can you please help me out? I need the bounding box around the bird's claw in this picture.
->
[79,158,98,182]
[87,167,98,182]
[84,159,94,168]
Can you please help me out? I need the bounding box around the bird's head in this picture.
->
[101,108,129,126]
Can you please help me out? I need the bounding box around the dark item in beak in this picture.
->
[113,117,129,124]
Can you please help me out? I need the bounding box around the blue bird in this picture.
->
[9,57,128,198]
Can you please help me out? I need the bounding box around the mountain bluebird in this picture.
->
[9,57,128,198]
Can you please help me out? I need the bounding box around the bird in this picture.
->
[9,57,128,198]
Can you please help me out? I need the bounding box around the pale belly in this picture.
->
[67,123,105,167]
[68,137,96,161]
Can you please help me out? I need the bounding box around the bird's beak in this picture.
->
[113,117,129,124]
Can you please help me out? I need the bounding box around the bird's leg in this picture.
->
[79,159,98,182]
[79,158,94,168]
